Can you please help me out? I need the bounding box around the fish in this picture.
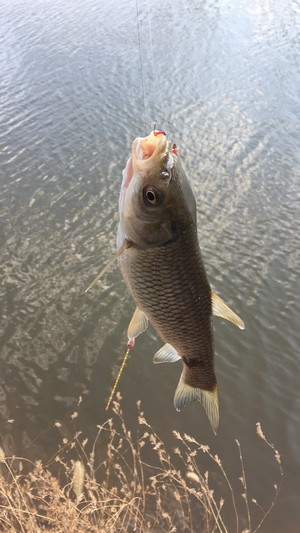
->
[88,130,245,434]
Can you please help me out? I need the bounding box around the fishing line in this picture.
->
[146,1,162,129]
[146,1,155,126]
[135,0,164,131]
[105,338,135,411]
[135,0,147,130]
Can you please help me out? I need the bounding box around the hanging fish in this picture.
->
[87,130,244,434]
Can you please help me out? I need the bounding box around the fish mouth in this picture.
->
[131,131,169,175]
[120,131,169,199]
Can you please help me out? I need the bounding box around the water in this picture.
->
[0,0,299,530]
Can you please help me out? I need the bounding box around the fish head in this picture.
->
[119,131,196,248]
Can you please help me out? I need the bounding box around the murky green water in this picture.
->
[0,0,299,530]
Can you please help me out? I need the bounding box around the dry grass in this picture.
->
[0,396,282,532]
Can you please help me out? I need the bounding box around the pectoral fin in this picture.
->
[174,373,219,435]
[211,291,245,330]
[127,307,148,340]
[85,240,131,293]
[153,343,181,364]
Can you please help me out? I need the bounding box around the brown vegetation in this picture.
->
[0,396,282,532]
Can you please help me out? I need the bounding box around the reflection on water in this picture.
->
[0,0,299,530]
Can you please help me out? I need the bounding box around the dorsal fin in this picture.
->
[211,290,245,330]
[127,307,148,340]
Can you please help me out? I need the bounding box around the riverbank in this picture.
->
[0,398,282,532]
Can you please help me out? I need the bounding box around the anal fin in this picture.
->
[153,343,181,364]
[127,307,148,340]
[174,373,219,435]
[211,290,245,330]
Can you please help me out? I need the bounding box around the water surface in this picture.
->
[0,0,299,531]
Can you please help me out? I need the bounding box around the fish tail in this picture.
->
[174,370,219,435]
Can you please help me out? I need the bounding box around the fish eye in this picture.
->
[143,186,161,207]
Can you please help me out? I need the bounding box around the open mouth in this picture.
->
[132,130,168,168]
[120,130,169,209]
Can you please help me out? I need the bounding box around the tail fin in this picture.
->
[174,372,219,435]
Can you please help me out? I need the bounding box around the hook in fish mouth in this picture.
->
[132,130,169,173]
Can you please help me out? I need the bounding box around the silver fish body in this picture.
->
[117,131,244,433]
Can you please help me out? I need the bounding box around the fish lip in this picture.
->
[131,131,169,175]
